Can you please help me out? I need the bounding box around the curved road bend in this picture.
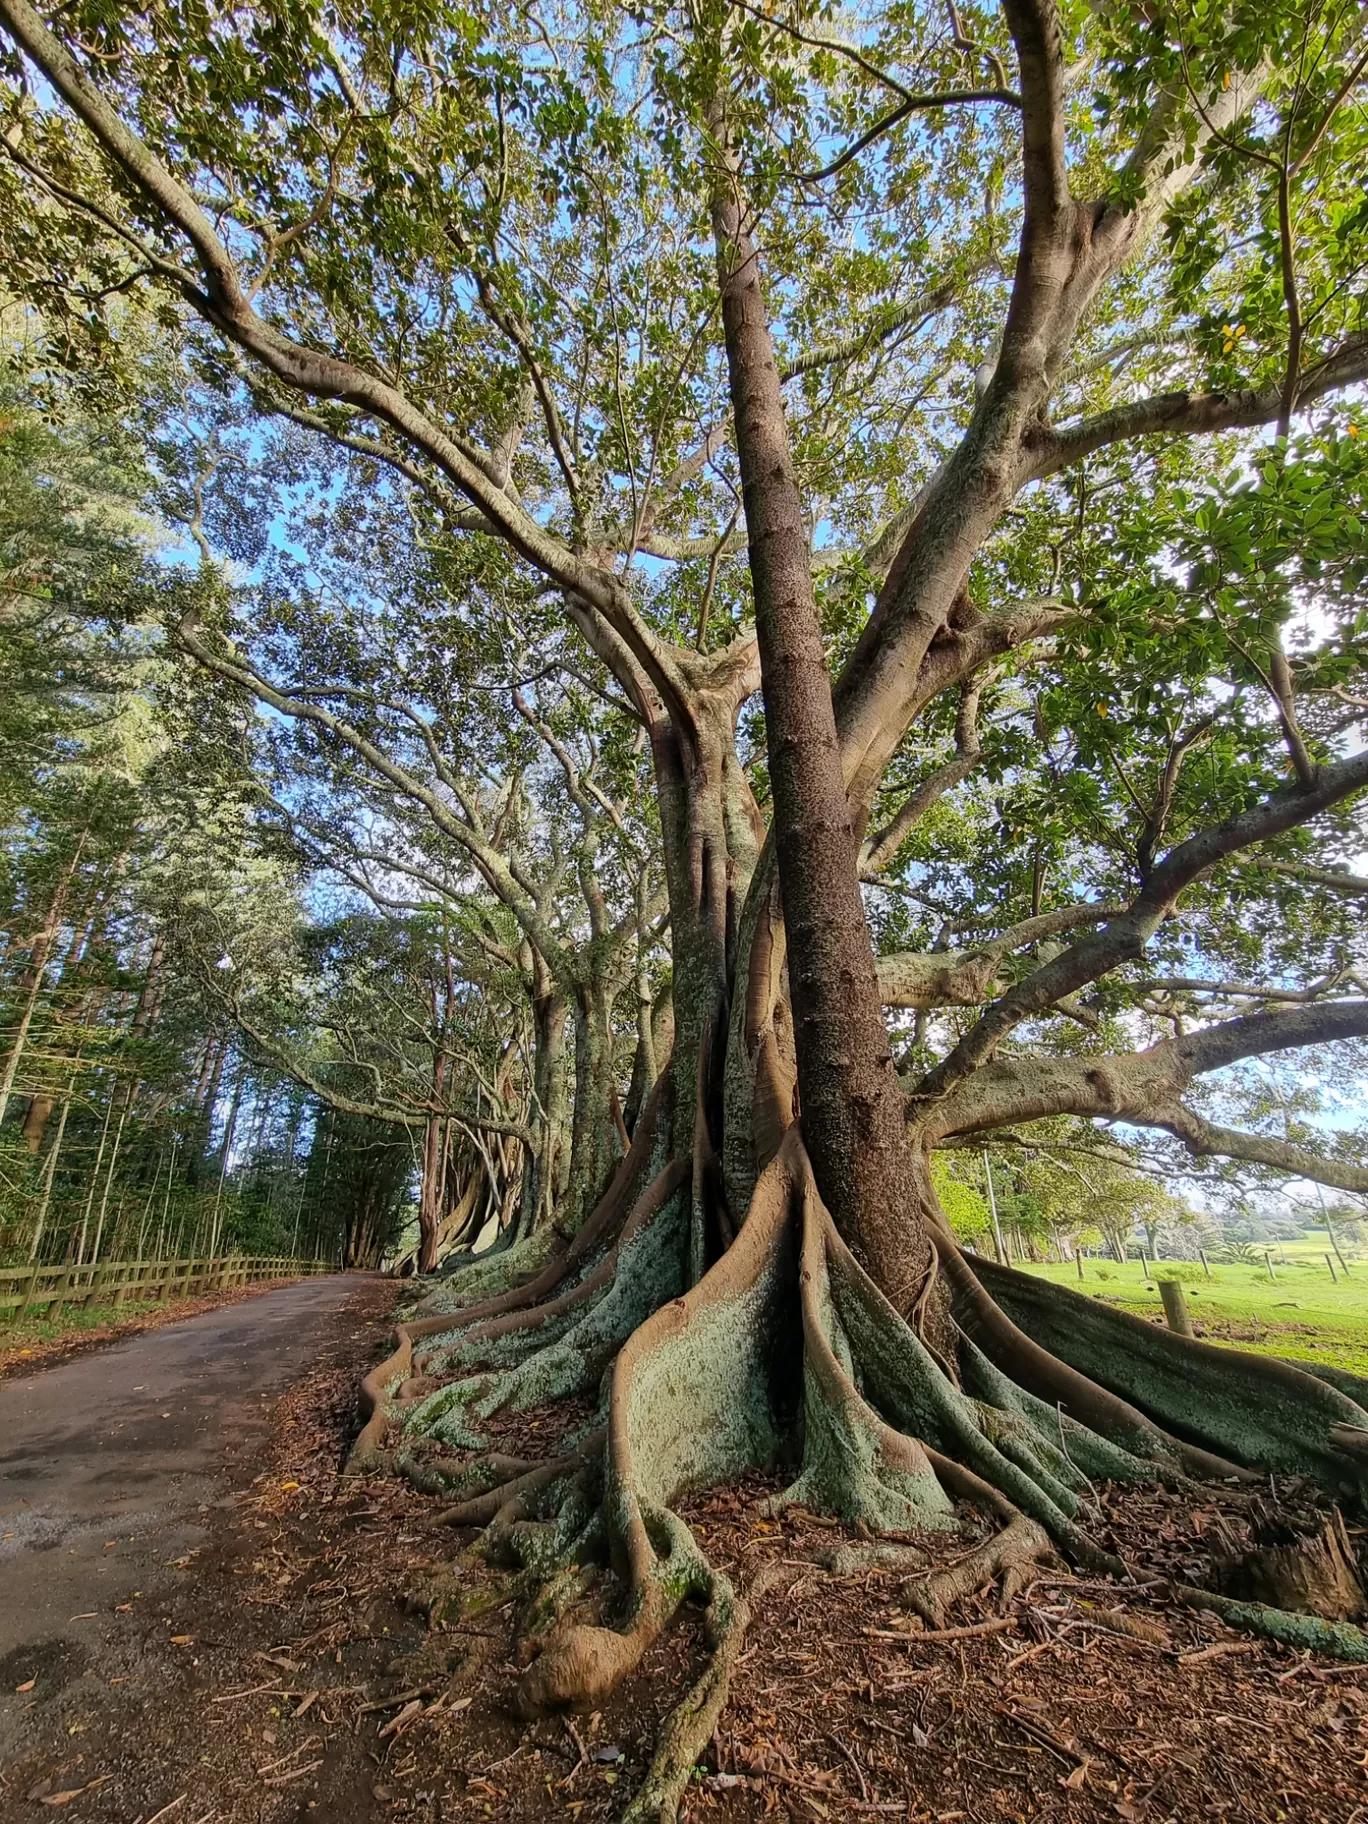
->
[0,1275,378,1702]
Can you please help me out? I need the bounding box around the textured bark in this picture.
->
[710,125,927,1314]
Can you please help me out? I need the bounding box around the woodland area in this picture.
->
[4,0,1368,1810]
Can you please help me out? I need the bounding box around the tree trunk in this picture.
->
[565,980,620,1231]
[0,840,83,1130]
[27,1094,71,1262]
[21,1094,53,1153]
[710,128,928,1314]
[518,975,570,1239]
[187,1035,226,1185]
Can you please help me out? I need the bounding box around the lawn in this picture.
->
[1016,1230,1368,1379]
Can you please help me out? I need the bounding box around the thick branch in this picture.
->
[876,901,1124,1008]
[1025,336,1368,479]
[928,1000,1368,1192]
[0,0,703,732]
[914,746,1368,1103]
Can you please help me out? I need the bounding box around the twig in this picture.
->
[864,1615,1017,1643]
[144,1800,186,1824]
[1178,1638,1261,1663]
[825,1729,869,1799]
[262,1761,323,1788]
[357,1682,439,1713]
[556,1716,589,1789]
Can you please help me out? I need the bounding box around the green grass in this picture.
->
[0,1299,165,1352]
[1017,1240,1368,1378]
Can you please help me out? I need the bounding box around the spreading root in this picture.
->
[355,1109,1368,1821]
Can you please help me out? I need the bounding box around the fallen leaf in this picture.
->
[280,1481,300,1491]
[169,1635,194,1646]
[15,1678,35,1693]
[38,1778,111,1807]
[1062,1761,1089,1790]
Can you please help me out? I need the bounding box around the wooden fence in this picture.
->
[0,1254,334,1324]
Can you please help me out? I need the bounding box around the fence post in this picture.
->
[1159,1279,1195,1337]
[51,1264,73,1319]
[16,1264,43,1324]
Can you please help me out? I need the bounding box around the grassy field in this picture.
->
[1017,1231,1368,1378]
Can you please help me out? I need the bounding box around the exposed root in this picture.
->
[352,1094,1368,1817]
[1167,1579,1368,1662]
[903,1513,1053,1628]
[622,1561,784,1824]
[512,1506,709,1714]
[434,1431,606,1527]
[413,1074,671,1335]
[394,1448,540,1500]
[933,1228,1251,1485]
[406,1158,690,1448]
[977,1257,1368,1496]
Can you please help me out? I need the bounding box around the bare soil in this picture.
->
[2,1289,1366,1824]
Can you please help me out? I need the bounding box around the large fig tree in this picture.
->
[7,0,1368,1808]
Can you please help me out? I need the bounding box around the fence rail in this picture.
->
[0,1255,334,1323]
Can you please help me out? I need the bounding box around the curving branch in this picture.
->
[876,900,1125,1009]
[913,745,1368,1105]
[174,618,581,983]
[927,999,1368,1191]
[1260,859,1368,896]
[0,0,704,736]
[1135,973,1345,1005]
[1155,1105,1368,1194]
[861,677,985,877]
[1024,334,1368,480]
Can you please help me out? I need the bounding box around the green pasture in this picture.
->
[1017,1232,1368,1378]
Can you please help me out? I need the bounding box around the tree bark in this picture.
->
[709,120,927,1313]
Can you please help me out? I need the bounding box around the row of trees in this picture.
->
[5,353,1230,1283]
[0,386,424,1270]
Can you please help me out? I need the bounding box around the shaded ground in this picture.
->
[2,1280,1366,1823]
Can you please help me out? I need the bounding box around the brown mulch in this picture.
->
[0,1276,322,1380]
[7,1297,1366,1823]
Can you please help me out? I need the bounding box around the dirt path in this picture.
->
[0,1274,401,1818]
[0,1275,380,1671]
